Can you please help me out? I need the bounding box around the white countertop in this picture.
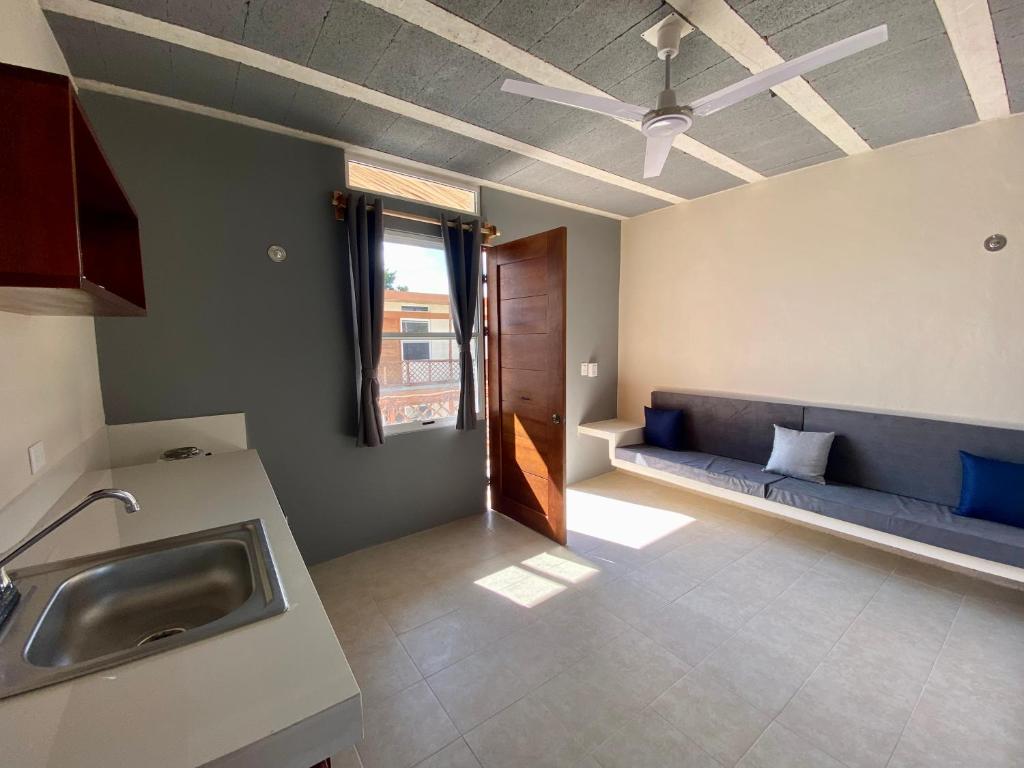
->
[0,450,361,768]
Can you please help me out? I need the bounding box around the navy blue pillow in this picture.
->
[644,406,685,451]
[956,451,1024,528]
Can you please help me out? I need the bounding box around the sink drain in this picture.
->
[137,627,187,646]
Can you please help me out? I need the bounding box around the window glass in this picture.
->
[347,159,478,214]
[401,318,430,334]
[401,341,430,361]
[380,232,480,429]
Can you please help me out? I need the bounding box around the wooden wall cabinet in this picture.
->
[0,62,146,316]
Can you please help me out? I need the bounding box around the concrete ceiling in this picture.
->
[44,0,1018,218]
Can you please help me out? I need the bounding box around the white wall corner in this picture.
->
[0,0,71,75]
[0,425,110,554]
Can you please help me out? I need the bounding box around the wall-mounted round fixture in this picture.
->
[267,245,287,262]
[984,234,1007,252]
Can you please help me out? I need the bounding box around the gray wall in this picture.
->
[84,93,621,564]
[84,93,487,564]
[481,189,620,484]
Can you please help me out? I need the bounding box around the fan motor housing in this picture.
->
[642,106,694,137]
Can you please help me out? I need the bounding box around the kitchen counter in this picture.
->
[0,450,361,767]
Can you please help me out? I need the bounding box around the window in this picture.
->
[346,157,478,215]
[401,319,429,334]
[380,230,481,432]
[401,341,430,361]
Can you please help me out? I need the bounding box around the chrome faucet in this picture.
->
[0,490,141,626]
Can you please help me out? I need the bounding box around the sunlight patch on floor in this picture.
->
[566,487,696,549]
[520,552,599,585]
[474,565,567,608]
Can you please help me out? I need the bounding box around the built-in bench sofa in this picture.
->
[580,391,1024,585]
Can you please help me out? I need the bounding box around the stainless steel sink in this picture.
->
[0,520,286,699]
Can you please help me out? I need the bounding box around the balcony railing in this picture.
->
[381,359,459,387]
[380,390,459,425]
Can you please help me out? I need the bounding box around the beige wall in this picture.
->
[0,0,106,513]
[619,114,1024,428]
[0,0,71,77]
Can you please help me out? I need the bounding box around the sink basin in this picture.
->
[0,520,286,699]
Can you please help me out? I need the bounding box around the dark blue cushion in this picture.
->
[956,451,1024,528]
[644,406,685,451]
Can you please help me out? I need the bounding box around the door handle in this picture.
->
[551,413,562,425]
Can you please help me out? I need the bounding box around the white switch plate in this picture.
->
[587,363,599,378]
[580,363,589,377]
[28,441,46,475]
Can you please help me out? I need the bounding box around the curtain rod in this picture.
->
[331,191,499,244]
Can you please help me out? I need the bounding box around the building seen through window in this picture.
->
[380,232,478,429]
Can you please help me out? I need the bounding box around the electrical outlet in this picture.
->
[28,441,46,475]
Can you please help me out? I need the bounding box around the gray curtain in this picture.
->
[346,195,386,447]
[440,215,482,430]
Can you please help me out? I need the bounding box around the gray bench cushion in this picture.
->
[616,445,784,498]
[651,391,803,465]
[767,477,1024,567]
[804,406,1024,507]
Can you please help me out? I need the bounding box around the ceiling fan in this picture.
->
[501,17,888,179]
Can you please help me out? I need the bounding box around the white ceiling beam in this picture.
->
[41,0,683,206]
[668,0,872,155]
[76,79,627,220]
[358,0,764,184]
[934,0,1010,121]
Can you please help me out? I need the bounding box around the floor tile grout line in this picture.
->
[407,732,466,768]
[463,730,488,768]
[619,530,826,686]
[421,622,570,737]
[881,591,967,768]
[760,568,898,768]
[446,581,688,753]
[617,535,834,762]
[442,609,644,753]
[730,721,774,768]
[620,520,793,607]
[655,549,884,768]
[649,534,832,671]
[653,707,727,767]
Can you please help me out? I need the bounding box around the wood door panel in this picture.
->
[500,456,550,514]
[501,367,549,408]
[501,396,550,425]
[500,295,547,335]
[502,433,550,478]
[501,412,553,479]
[498,256,546,299]
[487,227,566,544]
[501,411,554,442]
[500,333,547,371]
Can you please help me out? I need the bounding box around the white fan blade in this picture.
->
[643,134,674,179]
[501,79,649,121]
[688,24,888,117]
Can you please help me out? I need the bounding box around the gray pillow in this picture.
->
[764,424,835,484]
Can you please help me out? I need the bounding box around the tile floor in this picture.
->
[311,471,1024,768]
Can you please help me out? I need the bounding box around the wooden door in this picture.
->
[486,227,567,544]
